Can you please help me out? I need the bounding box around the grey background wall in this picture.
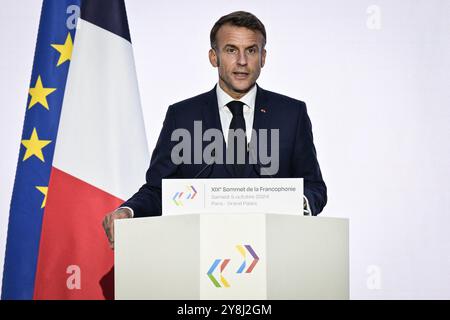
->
[1,0,449,298]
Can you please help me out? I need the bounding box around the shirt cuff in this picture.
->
[303,196,311,216]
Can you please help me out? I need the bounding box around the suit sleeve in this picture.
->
[292,101,327,215]
[120,105,179,217]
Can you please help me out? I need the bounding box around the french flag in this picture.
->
[2,0,149,299]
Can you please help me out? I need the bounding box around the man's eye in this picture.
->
[247,48,257,54]
[226,48,236,53]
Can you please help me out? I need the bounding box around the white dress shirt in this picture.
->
[216,83,256,145]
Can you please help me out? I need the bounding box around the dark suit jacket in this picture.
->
[122,84,327,216]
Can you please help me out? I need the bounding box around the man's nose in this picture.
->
[237,52,248,65]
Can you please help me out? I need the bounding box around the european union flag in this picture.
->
[2,0,80,300]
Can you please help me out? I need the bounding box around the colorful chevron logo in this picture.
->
[207,244,260,288]
[207,259,231,288]
[172,185,197,206]
[236,245,259,274]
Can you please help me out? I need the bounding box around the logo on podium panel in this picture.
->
[207,244,260,288]
[172,185,198,206]
[207,259,231,288]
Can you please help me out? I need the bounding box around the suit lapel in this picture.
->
[252,84,270,133]
[244,84,270,177]
[201,86,231,175]
[202,85,222,132]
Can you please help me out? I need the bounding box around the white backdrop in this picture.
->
[1,0,449,299]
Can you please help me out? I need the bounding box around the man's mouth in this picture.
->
[233,71,249,79]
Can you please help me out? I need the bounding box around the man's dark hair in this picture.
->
[210,11,266,49]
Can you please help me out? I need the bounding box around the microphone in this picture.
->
[193,150,216,178]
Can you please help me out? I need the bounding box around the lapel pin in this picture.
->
[260,108,267,113]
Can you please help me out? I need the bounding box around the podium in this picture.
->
[115,213,349,300]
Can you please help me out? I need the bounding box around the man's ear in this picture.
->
[260,48,267,68]
[209,48,219,67]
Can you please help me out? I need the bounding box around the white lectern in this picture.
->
[115,213,348,300]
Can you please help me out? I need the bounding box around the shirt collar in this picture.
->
[216,83,257,111]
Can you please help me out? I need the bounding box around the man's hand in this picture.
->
[102,208,133,249]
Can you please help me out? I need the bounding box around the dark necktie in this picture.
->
[226,100,247,177]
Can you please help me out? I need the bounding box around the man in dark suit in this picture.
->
[103,11,327,248]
